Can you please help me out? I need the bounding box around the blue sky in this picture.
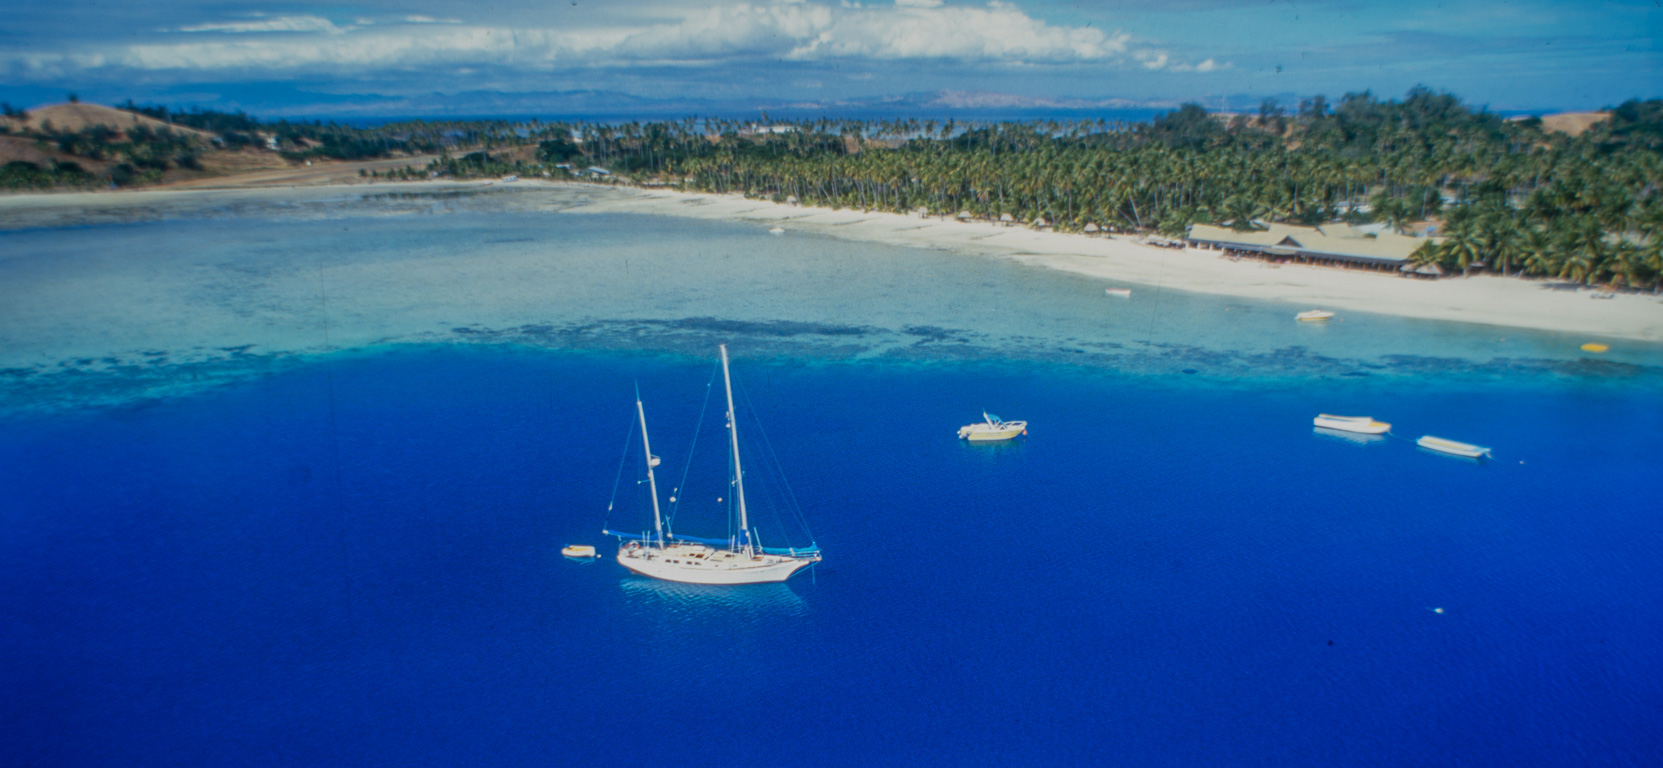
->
[2,0,1658,116]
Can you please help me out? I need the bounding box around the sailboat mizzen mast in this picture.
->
[719,344,751,556]
[635,385,665,547]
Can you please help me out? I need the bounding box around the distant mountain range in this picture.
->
[236,88,1220,122]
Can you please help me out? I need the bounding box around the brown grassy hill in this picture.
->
[0,134,116,174]
[0,103,216,140]
[0,135,56,166]
[1539,111,1608,136]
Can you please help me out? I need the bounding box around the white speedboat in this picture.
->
[1296,309,1335,321]
[1417,435,1492,458]
[958,412,1027,442]
[1104,287,1132,298]
[603,345,821,585]
[1312,414,1391,434]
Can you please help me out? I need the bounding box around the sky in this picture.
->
[1,0,1658,118]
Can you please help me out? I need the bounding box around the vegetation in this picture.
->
[3,91,1660,290]
[488,89,1660,290]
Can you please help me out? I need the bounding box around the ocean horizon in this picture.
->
[3,186,1660,766]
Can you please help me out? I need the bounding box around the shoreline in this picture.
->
[6,175,1661,343]
[565,185,1663,343]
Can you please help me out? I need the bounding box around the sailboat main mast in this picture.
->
[720,343,750,556]
[635,390,664,547]
[608,345,821,585]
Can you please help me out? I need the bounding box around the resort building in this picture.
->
[1186,223,1443,275]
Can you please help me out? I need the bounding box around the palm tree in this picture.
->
[1557,217,1608,285]
[1439,211,1484,275]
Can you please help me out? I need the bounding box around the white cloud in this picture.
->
[1138,51,1168,70]
[785,2,1131,61]
[23,1,1215,77]
[1166,57,1229,73]
[175,15,345,35]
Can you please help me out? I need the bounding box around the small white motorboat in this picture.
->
[768,227,785,235]
[1104,287,1132,298]
[1296,309,1335,322]
[1417,435,1492,458]
[958,412,1027,442]
[561,544,599,559]
[1313,414,1391,434]
[1313,426,1388,445]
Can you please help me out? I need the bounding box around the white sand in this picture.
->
[566,186,1663,343]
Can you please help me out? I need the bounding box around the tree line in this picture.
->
[4,91,1660,290]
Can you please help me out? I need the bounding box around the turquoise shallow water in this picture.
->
[3,184,1657,414]
[2,187,1661,765]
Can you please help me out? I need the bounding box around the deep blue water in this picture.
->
[3,346,1660,766]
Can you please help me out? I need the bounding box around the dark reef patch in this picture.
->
[660,317,872,337]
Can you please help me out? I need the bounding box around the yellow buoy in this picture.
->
[1581,343,1609,353]
[561,544,598,558]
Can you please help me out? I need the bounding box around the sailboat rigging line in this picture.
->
[735,375,818,547]
[665,362,720,533]
[603,404,640,531]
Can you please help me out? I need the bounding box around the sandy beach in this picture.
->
[565,185,1663,343]
[5,175,1660,343]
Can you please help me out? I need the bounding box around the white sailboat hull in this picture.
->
[617,546,816,584]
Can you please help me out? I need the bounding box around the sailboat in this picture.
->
[604,345,821,585]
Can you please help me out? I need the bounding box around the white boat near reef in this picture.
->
[1417,435,1492,458]
[1104,287,1132,298]
[1312,414,1391,434]
[604,345,821,585]
[1313,426,1388,445]
[958,412,1027,442]
[1296,309,1335,321]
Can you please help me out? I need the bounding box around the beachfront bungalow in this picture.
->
[741,124,798,136]
[1186,223,1442,275]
